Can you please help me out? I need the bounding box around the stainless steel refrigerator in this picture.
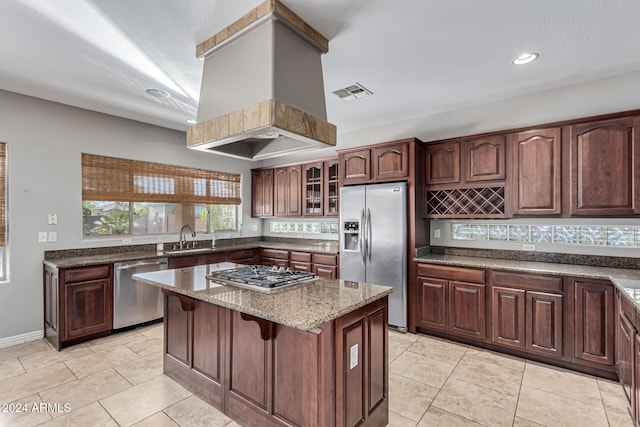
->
[340,182,407,330]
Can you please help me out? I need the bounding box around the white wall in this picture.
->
[0,89,260,341]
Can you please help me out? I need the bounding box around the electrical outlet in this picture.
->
[523,244,536,251]
[121,238,133,244]
[434,229,441,239]
[47,213,58,225]
[38,232,48,243]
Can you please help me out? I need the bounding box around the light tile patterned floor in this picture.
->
[0,324,632,426]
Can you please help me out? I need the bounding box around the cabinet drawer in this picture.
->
[416,263,484,284]
[262,249,289,260]
[198,252,227,265]
[290,251,312,262]
[312,253,338,266]
[64,265,111,283]
[492,271,563,293]
[290,261,312,272]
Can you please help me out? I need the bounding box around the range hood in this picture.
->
[187,0,336,161]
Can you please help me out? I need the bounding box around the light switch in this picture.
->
[434,229,441,239]
[350,344,358,369]
[47,213,58,225]
[48,231,57,242]
[38,232,48,243]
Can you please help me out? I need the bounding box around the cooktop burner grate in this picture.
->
[207,265,317,291]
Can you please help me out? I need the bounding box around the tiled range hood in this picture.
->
[187,0,336,161]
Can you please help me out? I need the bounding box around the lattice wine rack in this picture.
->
[426,187,506,217]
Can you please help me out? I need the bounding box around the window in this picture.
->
[82,154,240,237]
[0,143,6,280]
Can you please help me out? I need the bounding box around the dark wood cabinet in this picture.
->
[324,159,340,217]
[261,248,289,269]
[416,264,486,341]
[574,279,615,367]
[274,166,302,217]
[251,169,274,217]
[425,141,460,185]
[290,251,312,272]
[312,253,339,279]
[372,140,409,181]
[162,289,387,427]
[227,248,259,265]
[464,135,506,183]
[168,255,200,269]
[44,263,113,350]
[511,128,562,215]
[303,162,324,216]
[490,272,563,358]
[340,149,371,185]
[339,139,412,185]
[570,116,640,216]
[618,303,634,407]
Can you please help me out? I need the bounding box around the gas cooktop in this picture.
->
[206,265,317,293]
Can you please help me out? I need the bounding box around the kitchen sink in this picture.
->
[163,247,213,255]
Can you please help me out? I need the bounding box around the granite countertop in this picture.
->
[414,253,640,304]
[133,262,392,331]
[43,241,339,269]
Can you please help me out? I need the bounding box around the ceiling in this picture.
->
[2,0,640,136]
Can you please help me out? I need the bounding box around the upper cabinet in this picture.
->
[251,169,273,217]
[339,139,411,185]
[324,159,339,217]
[425,141,460,185]
[510,128,562,215]
[274,166,302,217]
[251,158,338,218]
[464,136,506,182]
[569,116,640,216]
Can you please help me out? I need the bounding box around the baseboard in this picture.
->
[0,330,44,349]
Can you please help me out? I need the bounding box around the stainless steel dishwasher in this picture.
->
[113,258,168,329]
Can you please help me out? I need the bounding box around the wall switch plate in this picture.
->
[47,213,58,225]
[434,229,441,239]
[121,238,133,244]
[48,231,57,242]
[350,344,358,370]
[38,232,48,243]
[523,244,536,251]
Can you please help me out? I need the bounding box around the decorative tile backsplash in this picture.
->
[452,223,640,248]
[270,221,339,234]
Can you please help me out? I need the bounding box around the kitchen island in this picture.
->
[133,262,391,427]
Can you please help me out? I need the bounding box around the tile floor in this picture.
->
[0,324,633,427]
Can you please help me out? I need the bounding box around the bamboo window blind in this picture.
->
[82,154,241,205]
[0,143,6,246]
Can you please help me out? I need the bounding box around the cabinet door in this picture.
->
[168,255,200,269]
[449,281,486,340]
[303,162,324,216]
[417,277,448,331]
[251,169,274,217]
[574,280,615,366]
[324,159,340,217]
[287,166,302,216]
[526,291,563,358]
[274,167,289,217]
[491,286,525,349]
[512,128,562,215]
[464,135,506,182]
[313,264,337,279]
[64,278,112,339]
[570,116,640,216]
[618,311,634,405]
[291,261,312,272]
[341,149,371,185]
[635,333,640,423]
[372,141,409,181]
[425,142,460,185]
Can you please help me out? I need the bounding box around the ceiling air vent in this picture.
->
[332,83,373,101]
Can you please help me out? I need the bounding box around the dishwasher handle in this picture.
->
[115,260,168,271]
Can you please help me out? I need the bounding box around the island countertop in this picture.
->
[133,262,392,331]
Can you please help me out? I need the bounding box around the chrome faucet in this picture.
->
[179,224,196,249]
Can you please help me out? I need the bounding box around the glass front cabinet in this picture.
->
[303,162,323,216]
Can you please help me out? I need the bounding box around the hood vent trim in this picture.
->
[188,0,336,161]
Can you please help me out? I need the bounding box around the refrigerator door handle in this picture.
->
[367,208,372,262]
[360,208,366,265]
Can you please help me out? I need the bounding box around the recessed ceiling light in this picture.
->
[186,119,197,124]
[145,88,171,98]
[512,53,539,65]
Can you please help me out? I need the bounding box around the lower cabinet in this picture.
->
[261,248,290,269]
[491,271,564,359]
[44,263,113,350]
[416,264,486,341]
[163,289,388,427]
[312,253,339,279]
[616,289,640,424]
[573,279,615,368]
